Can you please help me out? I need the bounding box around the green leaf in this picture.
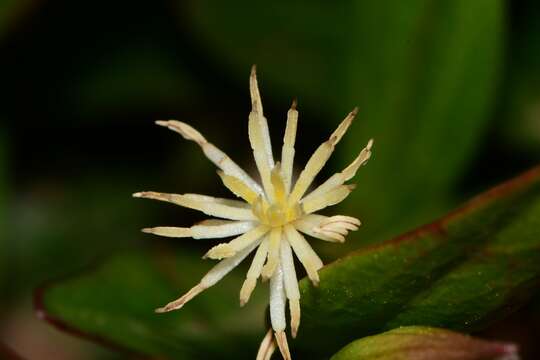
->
[36,248,269,359]
[10,176,153,293]
[297,166,540,356]
[331,326,518,360]
[181,0,504,244]
[38,166,540,359]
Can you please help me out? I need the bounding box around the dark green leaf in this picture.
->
[36,248,269,359]
[181,0,504,245]
[297,166,540,356]
[331,326,518,360]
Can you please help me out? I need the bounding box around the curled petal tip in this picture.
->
[154,303,182,313]
[351,106,359,117]
[155,120,168,126]
[132,192,143,198]
[257,329,276,360]
[205,244,235,260]
[251,64,257,76]
[141,228,152,234]
[275,331,292,360]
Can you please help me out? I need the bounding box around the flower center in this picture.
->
[252,197,303,227]
[251,166,304,227]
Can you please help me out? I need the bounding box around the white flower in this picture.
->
[134,66,373,360]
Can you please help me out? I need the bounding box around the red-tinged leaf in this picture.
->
[331,326,518,360]
[297,166,540,356]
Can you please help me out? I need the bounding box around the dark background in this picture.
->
[1,1,540,359]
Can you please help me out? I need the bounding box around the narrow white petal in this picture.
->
[205,225,269,260]
[323,222,356,234]
[142,226,191,238]
[289,299,300,339]
[275,331,291,360]
[280,100,298,193]
[280,240,299,300]
[269,263,286,332]
[191,220,256,239]
[155,283,205,314]
[280,240,301,338]
[250,65,264,115]
[181,193,250,208]
[202,238,261,286]
[217,170,259,204]
[288,108,357,204]
[249,110,275,201]
[321,215,361,227]
[155,120,263,194]
[248,67,275,200]
[284,224,323,286]
[133,191,255,221]
[256,329,276,360]
[240,236,270,306]
[261,227,282,280]
[295,214,361,243]
[302,139,372,203]
[144,220,254,240]
[155,238,260,313]
[294,215,344,242]
[301,184,355,214]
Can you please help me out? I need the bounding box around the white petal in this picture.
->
[142,220,255,239]
[217,171,259,204]
[261,227,282,280]
[280,100,298,193]
[133,191,255,221]
[301,184,355,214]
[288,108,357,204]
[240,236,270,306]
[269,263,286,332]
[302,139,372,203]
[280,240,299,300]
[155,238,261,313]
[249,110,275,201]
[155,120,263,194]
[248,67,275,201]
[250,65,264,115]
[284,224,323,286]
[192,220,256,239]
[202,238,261,286]
[275,330,292,360]
[141,226,192,238]
[280,240,301,338]
[294,214,344,242]
[205,225,269,260]
[256,329,276,360]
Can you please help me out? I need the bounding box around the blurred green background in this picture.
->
[1,0,540,359]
